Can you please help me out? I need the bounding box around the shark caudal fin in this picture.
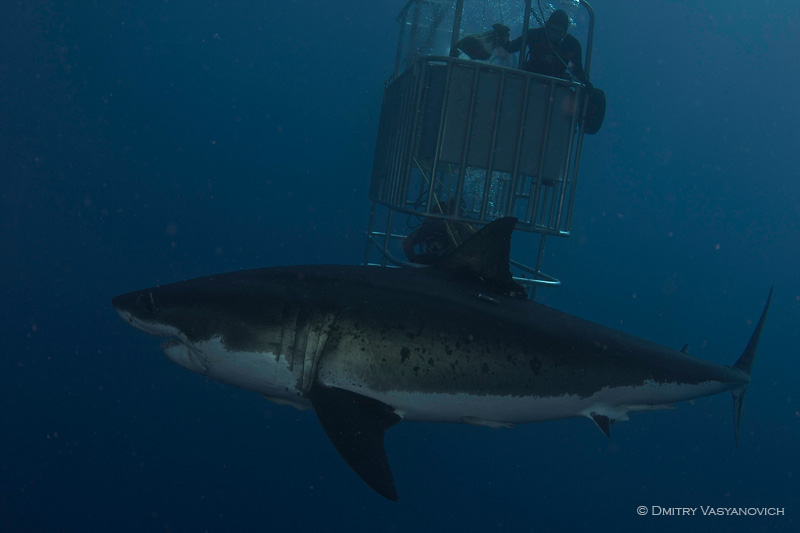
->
[730,287,773,446]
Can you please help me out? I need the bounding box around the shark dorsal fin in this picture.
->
[432,217,523,296]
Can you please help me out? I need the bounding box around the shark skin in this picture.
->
[111,218,772,501]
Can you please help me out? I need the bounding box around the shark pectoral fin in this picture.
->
[589,412,614,437]
[308,385,402,501]
[584,405,633,436]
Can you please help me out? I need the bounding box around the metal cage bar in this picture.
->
[370,56,583,234]
[365,1,597,297]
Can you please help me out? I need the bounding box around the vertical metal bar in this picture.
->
[363,201,378,265]
[553,86,582,232]
[404,60,430,209]
[402,72,419,206]
[481,68,506,220]
[507,173,524,222]
[518,0,532,69]
[547,180,558,230]
[556,0,593,235]
[394,66,417,208]
[383,80,400,207]
[453,63,481,218]
[450,0,465,57]
[506,73,524,219]
[426,59,456,214]
[530,234,548,301]
[387,86,401,206]
[381,209,395,268]
[526,79,555,227]
[408,0,421,68]
[580,0,595,77]
[565,127,586,233]
[393,2,412,79]
[386,62,420,210]
[506,74,531,228]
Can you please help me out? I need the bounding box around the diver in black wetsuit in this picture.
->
[497,9,592,90]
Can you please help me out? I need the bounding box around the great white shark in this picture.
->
[111,218,771,501]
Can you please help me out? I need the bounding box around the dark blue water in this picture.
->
[2,1,798,531]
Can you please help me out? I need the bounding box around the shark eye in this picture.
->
[136,292,157,314]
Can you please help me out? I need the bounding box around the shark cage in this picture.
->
[363,0,597,298]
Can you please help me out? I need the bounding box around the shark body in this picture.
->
[112,218,771,500]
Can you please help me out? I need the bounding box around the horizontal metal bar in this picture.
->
[513,275,561,287]
[367,231,410,241]
[366,234,426,268]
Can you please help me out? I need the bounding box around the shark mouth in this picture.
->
[161,338,182,350]
[160,337,210,374]
[111,306,210,374]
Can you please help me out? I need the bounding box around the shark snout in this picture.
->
[112,290,157,320]
[111,290,183,340]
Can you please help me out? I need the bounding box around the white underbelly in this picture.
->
[163,336,309,406]
[344,379,727,425]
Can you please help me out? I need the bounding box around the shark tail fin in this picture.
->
[730,287,773,446]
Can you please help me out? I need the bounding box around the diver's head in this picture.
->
[545,10,570,44]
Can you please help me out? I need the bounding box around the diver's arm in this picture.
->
[502,33,523,54]
[566,36,590,86]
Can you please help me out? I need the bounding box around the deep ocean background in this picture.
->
[2,1,798,531]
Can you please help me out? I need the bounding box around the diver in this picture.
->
[455,23,511,61]
[402,201,476,265]
[496,10,591,90]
